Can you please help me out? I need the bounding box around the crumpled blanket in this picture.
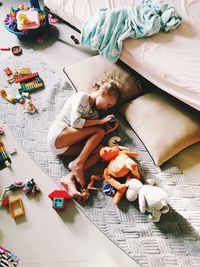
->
[80,0,182,62]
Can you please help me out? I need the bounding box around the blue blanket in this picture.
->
[80,0,182,62]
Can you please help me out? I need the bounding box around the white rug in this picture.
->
[1,49,200,267]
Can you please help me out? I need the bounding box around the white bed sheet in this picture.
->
[44,0,200,111]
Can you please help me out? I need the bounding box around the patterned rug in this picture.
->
[0,49,200,267]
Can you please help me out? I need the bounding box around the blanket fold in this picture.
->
[81,0,182,62]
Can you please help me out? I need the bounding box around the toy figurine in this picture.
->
[23,100,37,113]
[23,178,40,195]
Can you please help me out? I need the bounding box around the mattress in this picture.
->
[44,0,200,111]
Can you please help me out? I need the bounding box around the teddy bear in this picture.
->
[126,178,169,222]
[99,145,140,204]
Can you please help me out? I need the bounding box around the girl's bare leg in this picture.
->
[68,129,105,186]
[61,153,100,199]
[56,126,105,187]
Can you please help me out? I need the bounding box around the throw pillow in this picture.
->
[120,90,200,166]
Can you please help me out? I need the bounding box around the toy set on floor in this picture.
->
[0,178,40,219]
[0,66,44,113]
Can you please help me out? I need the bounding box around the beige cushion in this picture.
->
[120,91,200,166]
[64,55,143,103]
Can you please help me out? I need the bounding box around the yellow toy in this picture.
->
[0,89,15,103]
[99,146,140,204]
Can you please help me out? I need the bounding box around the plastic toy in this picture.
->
[108,136,121,147]
[0,47,10,51]
[0,136,12,169]
[102,183,116,196]
[19,67,31,75]
[48,190,71,210]
[9,196,25,219]
[22,178,40,195]
[3,67,12,76]
[17,10,40,30]
[23,100,37,114]
[0,89,15,104]
[99,145,140,204]
[18,77,44,94]
[11,45,22,55]
[126,178,169,222]
[14,72,38,83]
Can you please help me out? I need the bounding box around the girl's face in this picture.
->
[95,92,117,110]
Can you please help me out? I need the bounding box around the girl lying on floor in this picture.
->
[47,74,122,201]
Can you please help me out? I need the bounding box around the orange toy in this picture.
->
[100,146,140,204]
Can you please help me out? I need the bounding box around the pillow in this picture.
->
[64,55,143,103]
[120,90,200,166]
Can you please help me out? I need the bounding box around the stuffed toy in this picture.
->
[99,145,140,204]
[126,178,169,222]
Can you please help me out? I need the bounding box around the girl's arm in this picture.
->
[83,115,115,128]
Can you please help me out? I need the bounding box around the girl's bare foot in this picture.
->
[60,172,82,199]
[68,160,85,187]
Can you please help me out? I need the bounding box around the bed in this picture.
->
[44,0,200,111]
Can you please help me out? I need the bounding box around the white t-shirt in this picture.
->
[58,92,99,129]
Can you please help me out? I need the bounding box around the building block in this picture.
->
[18,77,44,94]
[3,67,12,76]
[14,72,38,83]
[9,196,25,219]
[48,190,71,210]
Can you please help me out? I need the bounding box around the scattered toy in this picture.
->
[108,136,121,147]
[0,47,10,51]
[23,178,40,195]
[0,89,15,104]
[9,196,25,219]
[3,67,12,76]
[11,45,22,55]
[0,136,12,169]
[48,14,59,24]
[48,190,71,210]
[8,147,17,155]
[23,100,37,114]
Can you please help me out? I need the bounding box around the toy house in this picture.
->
[48,190,71,210]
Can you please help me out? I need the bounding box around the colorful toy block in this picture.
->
[48,190,71,210]
[9,196,25,219]
[18,77,44,94]
[14,72,38,83]
[3,67,12,76]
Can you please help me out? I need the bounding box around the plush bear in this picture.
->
[126,178,169,222]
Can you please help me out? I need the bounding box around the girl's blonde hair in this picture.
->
[91,72,122,100]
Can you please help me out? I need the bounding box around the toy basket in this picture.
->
[4,0,49,40]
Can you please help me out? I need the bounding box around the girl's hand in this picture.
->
[105,120,119,135]
[98,114,115,125]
